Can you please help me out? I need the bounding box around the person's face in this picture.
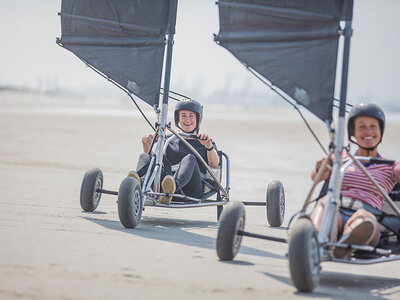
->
[178,110,197,133]
[353,116,381,149]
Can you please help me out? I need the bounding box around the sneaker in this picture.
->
[333,219,376,259]
[127,171,141,186]
[160,175,176,205]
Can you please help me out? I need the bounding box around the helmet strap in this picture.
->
[349,136,381,153]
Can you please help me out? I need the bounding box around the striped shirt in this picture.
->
[341,156,400,209]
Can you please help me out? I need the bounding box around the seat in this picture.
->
[169,150,227,201]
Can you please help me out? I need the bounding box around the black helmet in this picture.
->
[174,100,203,132]
[347,103,385,138]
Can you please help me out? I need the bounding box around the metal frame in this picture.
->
[141,125,230,208]
[95,126,231,209]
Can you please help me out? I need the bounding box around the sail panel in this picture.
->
[58,0,178,107]
[216,0,354,122]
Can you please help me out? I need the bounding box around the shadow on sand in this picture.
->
[262,270,400,299]
[81,215,285,260]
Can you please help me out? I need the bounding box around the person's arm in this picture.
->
[395,161,400,182]
[197,132,219,168]
[142,133,154,154]
[311,158,332,182]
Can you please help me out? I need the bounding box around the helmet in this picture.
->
[174,100,203,131]
[347,103,385,139]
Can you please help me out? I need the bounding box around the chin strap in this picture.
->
[349,137,381,153]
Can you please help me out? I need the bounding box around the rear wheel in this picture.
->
[216,201,245,260]
[266,180,285,227]
[288,217,320,292]
[118,177,142,228]
[80,168,103,212]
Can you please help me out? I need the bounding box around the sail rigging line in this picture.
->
[247,66,329,156]
[332,103,350,113]
[159,91,180,102]
[333,98,352,113]
[75,55,156,132]
[334,98,353,107]
[160,87,193,100]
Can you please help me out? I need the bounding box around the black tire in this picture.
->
[80,168,103,212]
[288,217,320,292]
[217,205,223,220]
[266,180,285,227]
[216,201,245,261]
[118,177,142,228]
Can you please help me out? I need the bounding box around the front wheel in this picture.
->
[266,180,285,227]
[80,168,103,212]
[216,201,245,261]
[118,177,143,228]
[288,217,320,292]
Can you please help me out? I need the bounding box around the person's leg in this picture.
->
[341,209,379,246]
[174,154,203,198]
[333,208,378,258]
[310,196,343,242]
[136,153,151,177]
[126,153,152,186]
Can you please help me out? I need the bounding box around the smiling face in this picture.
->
[353,116,381,150]
[178,110,197,133]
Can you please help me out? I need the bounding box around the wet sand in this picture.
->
[1,90,399,299]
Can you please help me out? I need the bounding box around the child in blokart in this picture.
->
[310,103,400,258]
[134,100,219,205]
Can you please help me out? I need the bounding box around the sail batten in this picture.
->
[218,2,339,22]
[216,28,339,43]
[58,36,165,47]
[60,12,165,36]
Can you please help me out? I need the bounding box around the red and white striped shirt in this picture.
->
[341,156,400,209]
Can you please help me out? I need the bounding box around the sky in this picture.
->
[0,0,399,110]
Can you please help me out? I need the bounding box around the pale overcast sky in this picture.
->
[0,0,399,109]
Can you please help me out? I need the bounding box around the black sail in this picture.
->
[57,0,178,107]
[215,0,353,122]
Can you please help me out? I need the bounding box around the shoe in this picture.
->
[127,171,141,186]
[333,219,376,259]
[160,175,176,205]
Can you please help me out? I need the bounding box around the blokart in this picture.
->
[213,0,400,293]
[56,0,230,227]
[56,0,283,228]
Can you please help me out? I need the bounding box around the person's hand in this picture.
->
[197,132,213,149]
[313,158,332,181]
[142,133,154,153]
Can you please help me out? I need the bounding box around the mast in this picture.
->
[153,29,175,192]
[319,20,353,245]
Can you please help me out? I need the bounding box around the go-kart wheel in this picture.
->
[216,201,245,261]
[266,180,285,227]
[80,168,103,212]
[118,177,143,228]
[288,217,320,292]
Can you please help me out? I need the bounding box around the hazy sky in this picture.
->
[0,0,399,109]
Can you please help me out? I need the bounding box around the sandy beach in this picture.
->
[1,90,400,299]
